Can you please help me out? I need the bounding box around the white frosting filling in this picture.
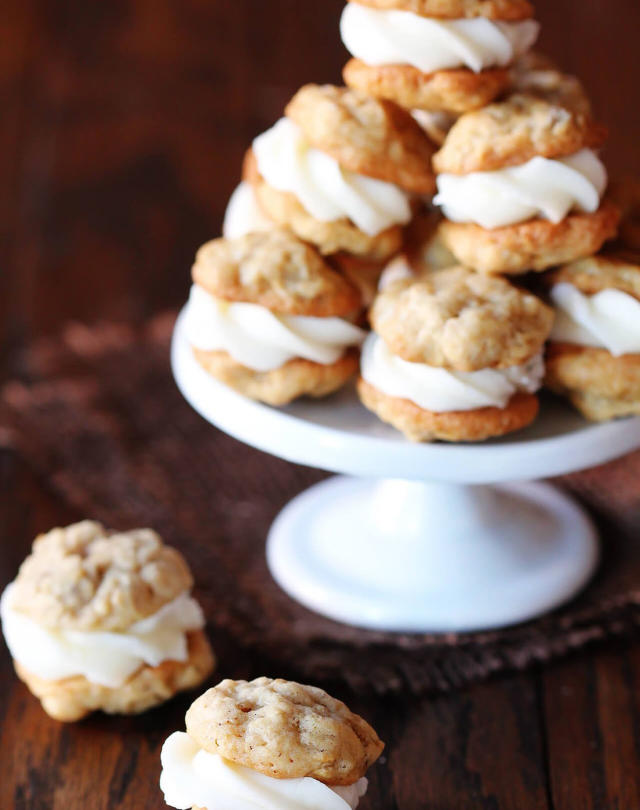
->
[361,333,544,412]
[223,182,274,239]
[252,117,412,237]
[434,149,607,229]
[185,284,366,372]
[160,731,368,810]
[0,584,205,688]
[340,4,539,74]
[550,282,640,356]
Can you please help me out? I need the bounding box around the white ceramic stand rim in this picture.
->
[172,309,640,632]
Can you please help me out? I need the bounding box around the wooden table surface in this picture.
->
[2,2,640,807]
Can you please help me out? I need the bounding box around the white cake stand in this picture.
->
[172,309,640,633]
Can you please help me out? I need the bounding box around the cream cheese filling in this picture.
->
[0,584,205,688]
[340,4,539,74]
[550,282,640,356]
[361,332,544,412]
[434,149,607,229]
[252,117,412,237]
[185,284,366,372]
[160,731,368,810]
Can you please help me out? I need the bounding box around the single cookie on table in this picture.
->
[340,0,538,117]
[0,521,215,722]
[544,254,640,421]
[359,266,554,441]
[433,94,619,274]
[160,677,384,810]
[245,84,435,260]
[186,228,367,406]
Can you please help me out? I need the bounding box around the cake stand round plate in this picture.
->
[172,309,640,632]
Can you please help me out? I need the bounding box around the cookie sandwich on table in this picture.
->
[184,228,368,405]
[358,261,554,441]
[340,0,540,145]
[0,521,214,722]
[160,676,384,810]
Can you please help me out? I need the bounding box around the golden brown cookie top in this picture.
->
[10,521,193,632]
[371,266,554,370]
[192,229,362,317]
[349,0,534,20]
[185,677,384,785]
[433,95,607,175]
[510,54,592,117]
[285,84,436,194]
[546,255,640,302]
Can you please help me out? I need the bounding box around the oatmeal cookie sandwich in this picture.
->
[358,266,554,441]
[0,521,215,722]
[244,83,435,261]
[185,228,367,405]
[160,676,384,810]
[545,254,640,421]
[341,0,539,122]
[434,94,619,274]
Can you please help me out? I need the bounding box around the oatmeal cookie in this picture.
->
[193,349,360,406]
[285,84,436,194]
[433,94,607,175]
[343,59,510,114]
[10,521,193,633]
[439,201,620,275]
[546,343,640,421]
[192,229,362,318]
[358,379,538,441]
[349,0,534,20]
[510,55,592,117]
[370,267,553,370]
[185,677,384,785]
[15,630,215,723]
[546,254,640,299]
[244,153,402,261]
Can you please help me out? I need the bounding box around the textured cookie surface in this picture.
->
[439,202,620,274]
[510,54,592,117]
[244,153,402,261]
[192,229,362,318]
[193,349,359,406]
[285,84,435,194]
[16,630,214,723]
[433,94,606,174]
[370,267,553,370]
[349,0,534,20]
[358,380,539,441]
[343,59,509,114]
[185,677,384,785]
[546,343,640,421]
[546,255,640,300]
[10,521,193,632]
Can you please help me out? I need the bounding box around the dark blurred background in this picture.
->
[2,0,639,365]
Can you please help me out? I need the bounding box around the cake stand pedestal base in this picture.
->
[266,477,599,633]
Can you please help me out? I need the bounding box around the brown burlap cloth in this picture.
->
[1,313,640,695]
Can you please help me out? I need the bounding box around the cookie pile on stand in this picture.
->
[181,0,635,437]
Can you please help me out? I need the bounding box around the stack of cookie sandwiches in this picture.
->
[179,0,636,438]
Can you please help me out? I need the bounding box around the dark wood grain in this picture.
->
[1,1,640,808]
